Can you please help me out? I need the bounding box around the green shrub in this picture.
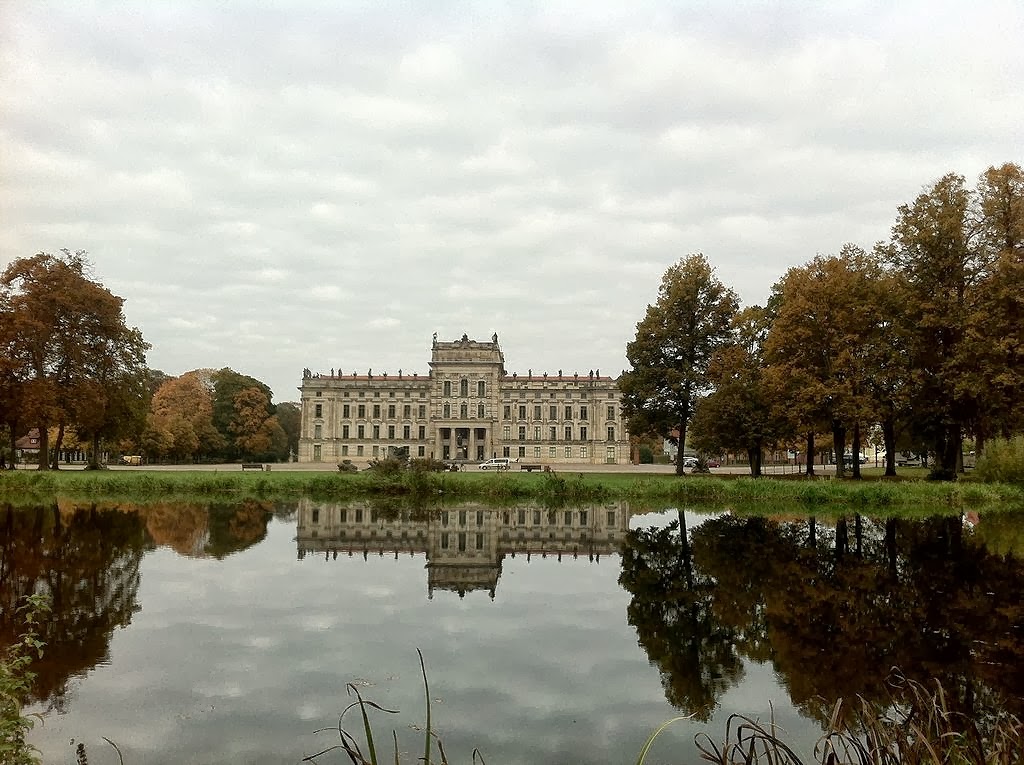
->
[976,436,1024,485]
[1,594,50,765]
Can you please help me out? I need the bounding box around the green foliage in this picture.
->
[638,445,654,464]
[1,594,50,765]
[976,436,1024,484]
[621,253,739,473]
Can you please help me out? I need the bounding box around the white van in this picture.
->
[478,457,511,471]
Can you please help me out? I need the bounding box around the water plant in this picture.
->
[0,594,50,765]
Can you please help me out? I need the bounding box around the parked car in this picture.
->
[478,457,511,471]
[683,456,699,468]
[706,459,721,468]
[120,455,142,466]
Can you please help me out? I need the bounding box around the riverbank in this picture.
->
[2,466,1021,512]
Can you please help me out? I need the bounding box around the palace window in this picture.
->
[534,426,541,441]
[534,405,541,419]
[460,403,468,418]
[419,405,426,418]
[358,404,366,418]
[404,404,411,418]
[565,406,572,419]
[342,425,350,438]
[373,404,381,418]
[503,405,511,419]
[607,405,615,420]
[565,446,571,458]
[418,426,426,439]
[388,405,395,418]
[549,426,557,441]
[518,446,526,458]
[549,446,556,457]
[580,426,588,440]
[518,426,526,441]
[314,424,322,439]
[581,446,588,459]
[477,403,485,418]
[534,446,541,458]
[357,425,365,438]
[403,425,410,439]
[373,425,380,439]
[341,445,348,456]
[503,426,511,439]
[460,379,469,397]
[518,405,526,419]
[342,404,350,418]
[607,426,615,441]
[564,426,572,441]
[478,380,486,397]
[443,380,451,396]
[580,406,588,421]
[443,403,451,418]
[314,404,322,418]
[549,405,557,420]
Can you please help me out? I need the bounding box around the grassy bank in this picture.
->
[1,467,1022,512]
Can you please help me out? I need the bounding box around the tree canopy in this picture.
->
[620,254,738,474]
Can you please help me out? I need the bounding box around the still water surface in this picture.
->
[3,501,1022,764]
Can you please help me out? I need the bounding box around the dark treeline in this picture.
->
[619,510,1024,731]
[0,250,301,468]
[621,163,1024,479]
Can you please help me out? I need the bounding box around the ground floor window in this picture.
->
[564,446,571,458]
[418,446,425,457]
[503,446,510,457]
[534,446,541,458]
[357,445,364,456]
[581,446,588,459]
[341,445,348,456]
[549,446,556,458]
[606,446,616,463]
[518,446,526,458]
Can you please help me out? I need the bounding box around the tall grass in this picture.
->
[2,467,1022,512]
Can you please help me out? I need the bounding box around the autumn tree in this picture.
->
[886,174,985,477]
[620,254,738,474]
[691,306,786,476]
[763,246,891,478]
[0,251,149,469]
[145,372,224,462]
[210,368,275,460]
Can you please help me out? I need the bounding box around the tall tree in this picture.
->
[145,372,223,462]
[764,246,889,478]
[691,306,785,476]
[887,174,982,477]
[210,368,274,460]
[0,251,149,469]
[620,254,738,474]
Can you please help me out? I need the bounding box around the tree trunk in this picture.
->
[88,432,102,469]
[882,415,897,477]
[832,422,847,478]
[747,446,762,477]
[851,421,862,480]
[805,431,815,476]
[50,422,65,470]
[675,412,688,476]
[36,423,49,470]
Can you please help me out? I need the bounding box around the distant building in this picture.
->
[297,333,629,465]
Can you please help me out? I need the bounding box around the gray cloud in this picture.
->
[3,1,1022,401]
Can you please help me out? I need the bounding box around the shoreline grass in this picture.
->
[1,467,1021,512]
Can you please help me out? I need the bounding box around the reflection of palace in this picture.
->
[295,500,632,598]
[298,333,629,466]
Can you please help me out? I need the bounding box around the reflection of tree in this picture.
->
[684,512,1024,728]
[204,500,273,558]
[0,504,146,710]
[138,501,274,558]
[619,511,743,720]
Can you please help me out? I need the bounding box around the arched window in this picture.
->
[460,378,469,397]
[443,403,451,418]
[460,402,468,418]
[477,403,485,418]
[477,380,486,397]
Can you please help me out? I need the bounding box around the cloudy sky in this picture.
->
[2,1,1022,403]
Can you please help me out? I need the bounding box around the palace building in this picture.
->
[297,333,629,465]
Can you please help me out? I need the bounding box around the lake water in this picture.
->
[3,501,1022,764]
